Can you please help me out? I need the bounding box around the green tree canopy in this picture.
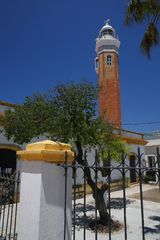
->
[3,81,127,226]
[3,81,126,159]
[125,0,160,58]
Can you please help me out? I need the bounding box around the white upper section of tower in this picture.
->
[95,20,120,55]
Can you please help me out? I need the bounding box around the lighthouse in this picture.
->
[95,20,121,128]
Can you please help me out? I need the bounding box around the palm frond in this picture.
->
[140,22,160,58]
[125,0,160,25]
[125,0,147,25]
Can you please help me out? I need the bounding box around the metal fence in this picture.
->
[0,170,20,240]
[61,148,160,240]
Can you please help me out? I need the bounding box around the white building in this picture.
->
[144,138,160,182]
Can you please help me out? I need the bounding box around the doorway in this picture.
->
[0,149,16,173]
[130,155,137,183]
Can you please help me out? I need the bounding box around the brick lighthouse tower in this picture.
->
[95,20,121,128]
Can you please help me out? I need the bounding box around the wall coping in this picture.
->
[17,140,73,163]
[0,144,22,151]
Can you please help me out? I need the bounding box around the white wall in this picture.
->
[74,144,145,185]
[17,160,72,240]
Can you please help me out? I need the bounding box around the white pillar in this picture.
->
[17,140,73,240]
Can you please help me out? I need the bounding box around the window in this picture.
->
[101,29,114,37]
[148,156,156,169]
[95,57,99,73]
[95,57,98,69]
[106,55,112,66]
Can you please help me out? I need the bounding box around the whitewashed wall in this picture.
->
[74,144,145,185]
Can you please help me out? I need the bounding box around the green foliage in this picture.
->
[3,94,54,144]
[125,0,160,58]
[3,81,127,160]
[47,81,98,145]
[140,21,159,57]
[97,125,129,161]
[143,169,156,182]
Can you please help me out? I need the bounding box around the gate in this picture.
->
[62,148,160,240]
[0,170,20,240]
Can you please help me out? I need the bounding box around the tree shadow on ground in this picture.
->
[108,198,134,209]
[72,198,133,231]
[144,215,160,235]
[74,197,134,214]
[149,216,160,222]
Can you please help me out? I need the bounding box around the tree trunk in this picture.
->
[96,189,110,225]
[75,141,111,225]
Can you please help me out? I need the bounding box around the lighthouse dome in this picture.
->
[99,20,115,38]
[96,20,120,55]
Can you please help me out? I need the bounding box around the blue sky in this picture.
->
[0,0,160,133]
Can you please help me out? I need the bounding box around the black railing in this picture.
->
[0,170,20,240]
[61,148,160,240]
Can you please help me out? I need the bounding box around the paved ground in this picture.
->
[73,184,160,240]
[129,188,160,203]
